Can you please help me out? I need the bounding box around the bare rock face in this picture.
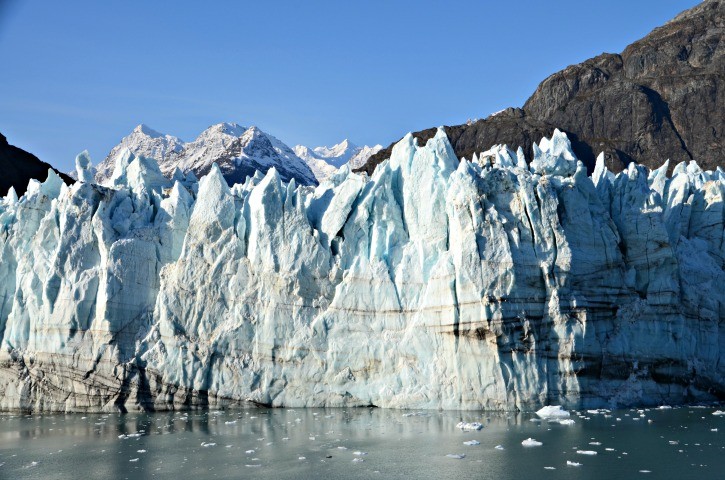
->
[0,133,73,197]
[360,0,724,175]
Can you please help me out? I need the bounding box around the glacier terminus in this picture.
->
[0,128,722,413]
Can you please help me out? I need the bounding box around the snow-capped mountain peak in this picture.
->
[95,124,185,183]
[313,139,357,161]
[133,123,165,138]
[295,139,383,182]
[96,123,317,187]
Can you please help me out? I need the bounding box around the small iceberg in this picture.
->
[446,454,466,459]
[576,450,597,455]
[456,421,483,431]
[463,440,480,446]
[522,438,543,447]
[567,461,582,467]
[712,410,725,416]
[536,406,570,419]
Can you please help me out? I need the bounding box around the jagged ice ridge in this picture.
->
[0,129,722,412]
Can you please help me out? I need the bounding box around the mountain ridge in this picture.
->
[359,0,724,175]
[96,122,319,187]
[0,132,73,197]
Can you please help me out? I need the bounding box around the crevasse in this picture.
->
[0,128,722,412]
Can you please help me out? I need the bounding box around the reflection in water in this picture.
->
[0,406,722,479]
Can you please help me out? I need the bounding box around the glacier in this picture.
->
[0,128,722,413]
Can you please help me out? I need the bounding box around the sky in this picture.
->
[0,0,701,172]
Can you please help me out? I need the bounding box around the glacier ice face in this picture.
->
[0,128,722,413]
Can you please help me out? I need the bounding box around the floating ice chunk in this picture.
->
[577,450,597,455]
[353,451,367,456]
[129,458,139,462]
[337,446,348,450]
[558,419,575,425]
[463,440,480,446]
[657,406,672,410]
[352,458,364,463]
[245,449,255,454]
[245,464,261,468]
[544,467,556,470]
[456,421,483,431]
[589,442,601,446]
[567,461,582,467]
[201,442,216,447]
[712,410,725,416]
[446,454,466,459]
[536,406,570,419]
[495,445,505,450]
[640,470,652,474]
[298,456,306,460]
[522,438,543,447]
[137,450,146,453]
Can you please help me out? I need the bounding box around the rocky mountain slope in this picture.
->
[294,140,383,181]
[0,133,73,197]
[96,122,318,187]
[360,0,724,175]
[0,130,721,412]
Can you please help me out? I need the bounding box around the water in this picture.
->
[0,406,722,479]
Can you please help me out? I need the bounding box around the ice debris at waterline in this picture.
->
[0,128,723,413]
[536,406,570,419]
[521,438,543,447]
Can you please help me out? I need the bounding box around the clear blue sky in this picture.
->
[0,0,700,172]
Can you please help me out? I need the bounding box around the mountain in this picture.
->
[294,140,382,182]
[0,129,722,412]
[359,0,724,175]
[0,132,73,197]
[96,122,318,187]
[96,124,185,182]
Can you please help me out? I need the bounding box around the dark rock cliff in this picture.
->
[0,133,73,197]
[360,0,724,175]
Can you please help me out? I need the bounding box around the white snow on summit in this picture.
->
[294,139,382,182]
[96,124,185,182]
[96,122,318,187]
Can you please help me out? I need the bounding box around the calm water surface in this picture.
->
[0,406,722,479]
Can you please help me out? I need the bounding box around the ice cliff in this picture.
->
[0,129,722,412]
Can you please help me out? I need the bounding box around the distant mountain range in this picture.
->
[94,122,382,186]
[95,122,317,187]
[294,140,382,181]
[360,0,724,175]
